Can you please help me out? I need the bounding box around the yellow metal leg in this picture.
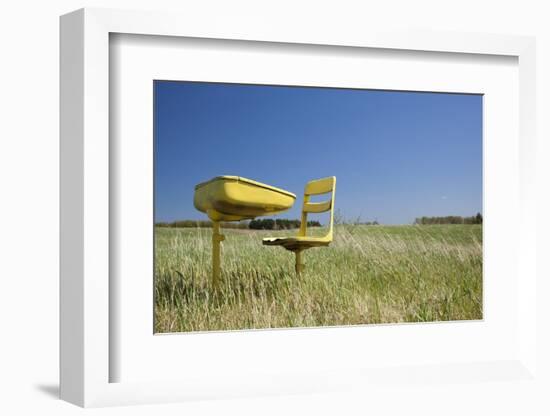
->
[295,250,304,275]
[212,221,225,288]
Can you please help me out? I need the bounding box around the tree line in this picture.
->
[249,218,321,230]
[155,220,249,229]
[156,214,483,228]
[414,213,482,225]
[155,218,321,230]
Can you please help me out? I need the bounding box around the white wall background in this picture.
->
[0,1,548,415]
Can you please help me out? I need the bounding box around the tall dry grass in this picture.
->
[154,224,482,332]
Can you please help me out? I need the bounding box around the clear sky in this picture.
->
[154,81,482,225]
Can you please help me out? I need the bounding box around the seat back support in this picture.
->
[299,176,336,240]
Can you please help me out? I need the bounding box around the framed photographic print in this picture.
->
[152,80,483,334]
[60,8,538,408]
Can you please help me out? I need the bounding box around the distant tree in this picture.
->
[249,219,263,229]
[307,220,321,227]
[475,213,483,224]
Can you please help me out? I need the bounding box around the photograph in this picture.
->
[154,80,483,333]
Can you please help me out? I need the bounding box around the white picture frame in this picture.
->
[60,7,537,408]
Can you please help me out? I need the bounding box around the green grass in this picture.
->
[154,224,482,332]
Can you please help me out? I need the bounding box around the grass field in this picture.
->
[154,224,482,333]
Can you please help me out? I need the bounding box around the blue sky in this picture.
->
[154,81,482,225]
